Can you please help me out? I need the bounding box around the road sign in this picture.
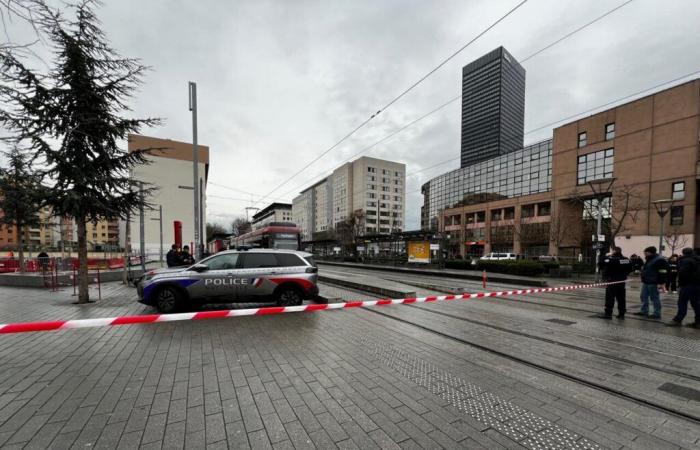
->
[592,234,605,242]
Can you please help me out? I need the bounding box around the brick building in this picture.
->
[439,79,700,259]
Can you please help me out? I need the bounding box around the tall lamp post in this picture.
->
[149,205,163,267]
[586,178,615,282]
[652,199,675,257]
[188,81,200,261]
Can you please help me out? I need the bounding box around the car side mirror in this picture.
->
[191,264,209,272]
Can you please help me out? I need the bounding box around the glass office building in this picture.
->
[460,47,526,167]
[421,139,552,230]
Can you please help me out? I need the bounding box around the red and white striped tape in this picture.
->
[0,281,623,334]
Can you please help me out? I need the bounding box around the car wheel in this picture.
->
[155,286,182,314]
[276,286,302,307]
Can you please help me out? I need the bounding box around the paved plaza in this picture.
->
[0,266,698,449]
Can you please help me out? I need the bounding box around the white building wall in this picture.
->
[128,156,207,256]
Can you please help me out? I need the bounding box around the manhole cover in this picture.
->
[546,318,576,326]
[658,383,700,401]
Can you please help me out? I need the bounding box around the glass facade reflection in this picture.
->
[421,139,552,230]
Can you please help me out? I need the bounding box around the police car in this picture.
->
[137,249,319,313]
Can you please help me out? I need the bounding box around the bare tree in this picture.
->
[230,217,251,236]
[569,184,645,245]
[664,226,690,255]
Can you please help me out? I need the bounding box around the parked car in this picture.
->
[471,253,522,265]
[137,249,319,313]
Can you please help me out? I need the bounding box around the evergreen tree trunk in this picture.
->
[77,218,90,303]
[15,223,25,273]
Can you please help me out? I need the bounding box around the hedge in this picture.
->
[475,260,546,277]
[444,259,473,270]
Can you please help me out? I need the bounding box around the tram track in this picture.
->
[320,281,700,426]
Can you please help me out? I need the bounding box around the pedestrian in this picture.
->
[37,250,49,273]
[180,245,195,265]
[633,246,668,319]
[166,244,180,268]
[666,254,679,293]
[667,247,700,328]
[597,246,634,319]
[629,253,642,273]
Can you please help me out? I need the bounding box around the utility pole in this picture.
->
[150,205,163,267]
[189,81,200,261]
[123,210,130,284]
[139,182,146,273]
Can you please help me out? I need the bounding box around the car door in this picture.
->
[237,252,280,301]
[193,253,240,302]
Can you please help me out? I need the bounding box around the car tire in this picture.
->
[276,286,303,307]
[154,285,183,314]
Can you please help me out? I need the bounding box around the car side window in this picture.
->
[205,254,239,270]
[275,254,304,267]
[241,253,278,269]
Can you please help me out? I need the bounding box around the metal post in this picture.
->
[139,182,145,273]
[595,197,603,282]
[159,205,164,267]
[658,214,665,257]
[123,209,130,285]
[189,81,200,261]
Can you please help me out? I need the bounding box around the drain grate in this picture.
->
[546,318,577,326]
[658,382,700,401]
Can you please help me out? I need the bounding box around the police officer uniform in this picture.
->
[598,249,633,318]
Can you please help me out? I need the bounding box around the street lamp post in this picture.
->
[587,178,616,282]
[189,81,200,261]
[652,199,675,257]
[149,205,163,267]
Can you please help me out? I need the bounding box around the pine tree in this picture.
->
[0,0,160,302]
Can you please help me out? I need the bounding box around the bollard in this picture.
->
[72,265,76,296]
[97,267,101,301]
[482,270,487,289]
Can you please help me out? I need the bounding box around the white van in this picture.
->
[471,253,521,265]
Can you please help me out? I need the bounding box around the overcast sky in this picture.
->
[6,0,700,230]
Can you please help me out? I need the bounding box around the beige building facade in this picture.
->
[440,79,700,259]
[292,156,406,241]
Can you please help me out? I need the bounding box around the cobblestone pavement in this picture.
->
[0,281,697,449]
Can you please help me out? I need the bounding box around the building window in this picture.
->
[537,202,551,216]
[605,123,615,140]
[521,205,535,218]
[367,184,375,190]
[672,181,685,200]
[367,193,375,199]
[366,201,376,207]
[577,149,613,185]
[671,206,684,226]
[578,132,587,148]
[394,171,401,177]
[367,167,375,173]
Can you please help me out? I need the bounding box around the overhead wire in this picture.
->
[252,0,530,206]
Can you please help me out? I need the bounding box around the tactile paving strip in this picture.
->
[361,338,603,450]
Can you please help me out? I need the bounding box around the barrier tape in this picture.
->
[0,280,624,334]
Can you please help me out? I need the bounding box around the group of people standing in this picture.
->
[598,245,700,328]
[165,244,195,268]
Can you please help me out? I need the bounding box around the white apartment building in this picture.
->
[292,156,406,241]
[251,203,293,230]
[125,134,209,256]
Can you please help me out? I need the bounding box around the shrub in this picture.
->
[445,259,473,270]
[475,260,545,277]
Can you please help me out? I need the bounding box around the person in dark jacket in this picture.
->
[166,244,180,268]
[629,254,643,273]
[666,254,679,293]
[632,246,668,319]
[180,245,195,266]
[597,246,634,319]
[668,247,700,328]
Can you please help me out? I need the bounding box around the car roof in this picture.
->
[216,248,313,258]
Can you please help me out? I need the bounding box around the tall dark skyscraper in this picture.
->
[460,47,525,167]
